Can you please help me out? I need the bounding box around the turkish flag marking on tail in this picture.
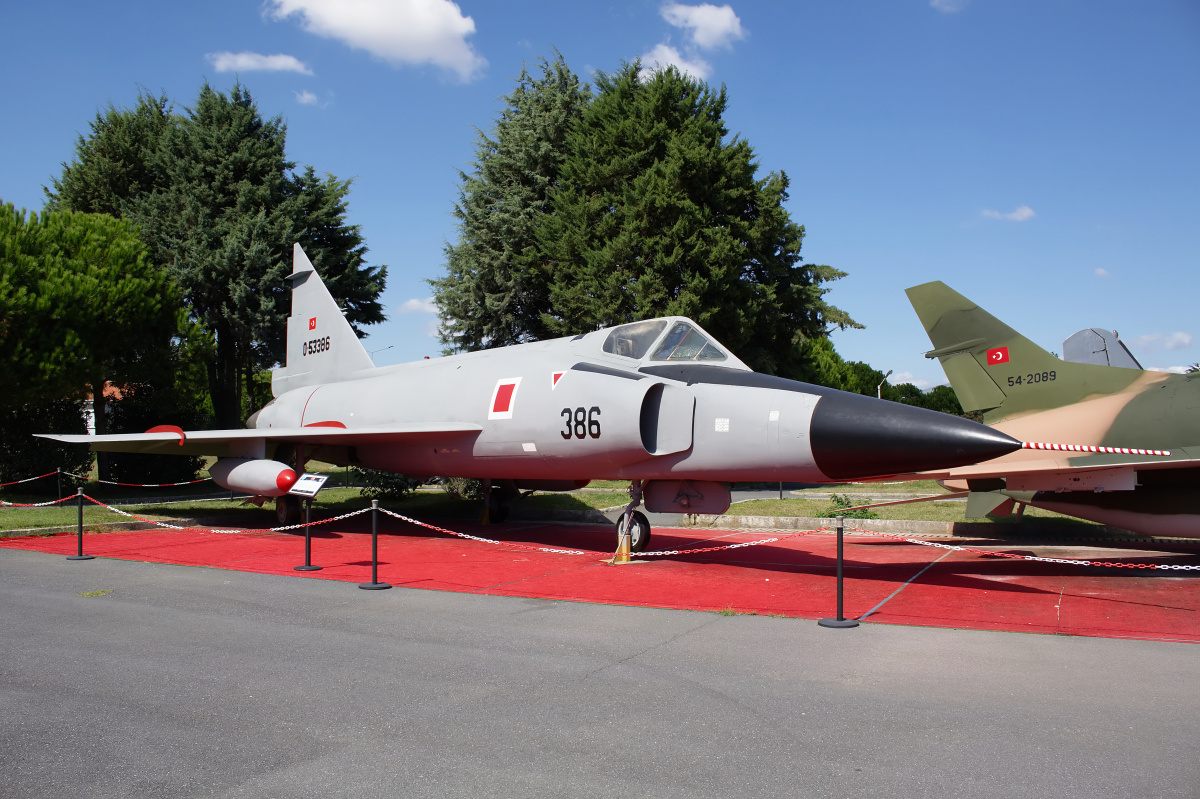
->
[987,347,1010,365]
[308,317,317,330]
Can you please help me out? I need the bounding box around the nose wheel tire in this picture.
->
[615,511,651,552]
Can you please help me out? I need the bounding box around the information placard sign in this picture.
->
[288,472,329,498]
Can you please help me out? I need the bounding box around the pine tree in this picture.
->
[534,63,859,377]
[431,55,590,352]
[126,84,387,426]
[0,203,183,477]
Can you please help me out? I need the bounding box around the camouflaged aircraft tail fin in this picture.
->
[906,281,1147,422]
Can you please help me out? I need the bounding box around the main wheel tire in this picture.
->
[486,490,510,524]
[615,511,651,552]
[276,495,302,527]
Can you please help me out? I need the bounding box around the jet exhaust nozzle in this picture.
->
[809,394,1020,481]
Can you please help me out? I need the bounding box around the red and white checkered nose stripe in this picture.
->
[1021,441,1171,457]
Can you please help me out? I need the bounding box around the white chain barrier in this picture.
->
[8,493,1196,572]
[0,470,59,488]
[79,495,372,535]
[847,525,1200,571]
[63,471,212,487]
[379,507,589,554]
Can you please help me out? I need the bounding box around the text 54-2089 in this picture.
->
[302,337,331,356]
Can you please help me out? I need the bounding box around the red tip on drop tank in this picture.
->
[277,469,299,492]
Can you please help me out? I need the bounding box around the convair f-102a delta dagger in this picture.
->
[43,245,1021,551]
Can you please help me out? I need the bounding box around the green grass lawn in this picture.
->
[1,464,1087,536]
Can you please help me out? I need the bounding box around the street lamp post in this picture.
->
[877,369,892,400]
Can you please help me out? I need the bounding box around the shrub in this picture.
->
[819,494,878,519]
[351,468,423,500]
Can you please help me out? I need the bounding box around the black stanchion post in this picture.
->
[67,488,94,561]
[818,516,857,628]
[57,467,62,501]
[359,499,391,590]
[294,496,321,572]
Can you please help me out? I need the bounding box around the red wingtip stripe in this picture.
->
[303,421,347,428]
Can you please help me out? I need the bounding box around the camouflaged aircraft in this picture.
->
[906,281,1199,537]
[39,247,1022,552]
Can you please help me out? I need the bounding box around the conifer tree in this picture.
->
[45,91,173,217]
[47,83,387,427]
[431,55,590,352]
[534,63,859,377]
[128,84,386,426]
[0,203,183,477]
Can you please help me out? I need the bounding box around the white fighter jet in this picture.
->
[42,245,1020,550]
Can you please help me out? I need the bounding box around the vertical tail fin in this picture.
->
[272,244,375,397]
[905,281,1146,423]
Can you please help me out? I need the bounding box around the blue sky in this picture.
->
[4,1,1198,387]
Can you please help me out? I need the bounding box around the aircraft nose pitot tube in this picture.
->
[808,392,1020,481]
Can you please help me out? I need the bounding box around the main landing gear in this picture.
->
[615,480,651,553]
[479,479,520,524]
[276,495,303,526]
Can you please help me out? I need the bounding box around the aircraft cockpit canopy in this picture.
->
[650,321,727,362]
[602,320,667,359]
[602,319,729,363]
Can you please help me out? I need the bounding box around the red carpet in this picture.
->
[4,516,1198,642]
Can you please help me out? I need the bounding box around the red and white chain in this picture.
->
[847,525,1200,571]
[80,495,371,534]
[0,496,77,508]
[635,527,828,556]
[1021,441,1171,457]
[64,472,212,487]
[378,507,589,554]
[0,470,59,487]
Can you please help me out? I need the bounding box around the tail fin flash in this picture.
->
[906,281,1145,422]
[272,244,375,397]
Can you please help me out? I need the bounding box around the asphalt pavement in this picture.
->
[2,548,1196,799]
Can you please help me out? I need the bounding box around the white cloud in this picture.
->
[981,205,1035,222]
[640,43,712,80]
[206,51,313,74]
[661,3,746,50]
[1148,365,1190,374]
[266,0,486,82]
[398,296,437,314]
[930,0,969,12]
[1094,267,1109,277]
[294,90,319,105]
[1131,332,1193,351]
[891,372,934,391]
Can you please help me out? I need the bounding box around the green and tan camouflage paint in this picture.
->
[905,281,1200,535]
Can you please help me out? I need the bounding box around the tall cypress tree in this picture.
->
[431,55,590,352]
[534,63,859,377]
[45,91,173,217]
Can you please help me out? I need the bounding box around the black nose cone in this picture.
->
[810,393,1020,481]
